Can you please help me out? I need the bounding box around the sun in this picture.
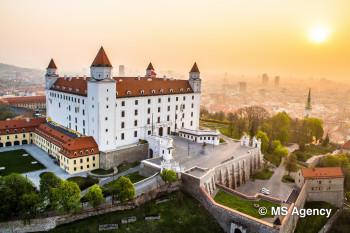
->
[310,27,329,43]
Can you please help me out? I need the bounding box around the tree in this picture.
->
[322,133,330,147]
[218,111,226,122]
[112,177,135,203]
[83,184,105,209]
[227,112,238,137]
[283,154,297,175]
[271,140,282,151]
[40,172,62,197]
[256,131,269,153]
[273,145,288,164]
[238,106,269,136]
[0,174,39,220]
[18,192,44,219]
[277,128,290,146]
[236,117,247,137]
[51,180,82,213]
[160,169,178,187]
[306,118,324,141]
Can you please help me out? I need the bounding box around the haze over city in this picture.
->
[1,0,350,81]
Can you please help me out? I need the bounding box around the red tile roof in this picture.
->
[50,76,193,97]
[47,59,57,69]
[301,167,344,179]
[341,140,350,149]
[147,62,154,70]
[91,46,112,67]
[0,96,46,105]
[35,123,98,158]
[0,118,46,135]
[190,62,200,72]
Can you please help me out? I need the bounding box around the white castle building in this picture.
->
[45,47,202,153]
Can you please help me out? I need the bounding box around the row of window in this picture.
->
[120,95,195,107]
[73,164,96,171]
[0,133,32,140]
[49,92,86,104]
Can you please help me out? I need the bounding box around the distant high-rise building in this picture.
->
[119,65,125,77]
[274,76,280,87]
[238,82,247,93]
[304,88,312,118]
[262,73,268,86]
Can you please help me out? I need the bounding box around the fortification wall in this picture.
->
[99,143,148,169]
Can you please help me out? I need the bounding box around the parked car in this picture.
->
[260,188,270,195]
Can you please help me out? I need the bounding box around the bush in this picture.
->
[219,138,226,143]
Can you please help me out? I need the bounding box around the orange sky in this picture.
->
[1,0,349,81]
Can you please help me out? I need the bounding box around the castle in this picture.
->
[0,47,202,174]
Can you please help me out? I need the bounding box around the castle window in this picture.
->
[147,118,150,124]
[157,117,160,123]
[135,109,138,116]
[126,91,131,95]
[116,91,118,96]
[22,128,25,131]
[91,149,94,153]
[140,90,144,94]
[187,88,190,91]
[80,151,82,155]
[159,89,163,93]
[148,99,151,104]
[167,106,170,111]
[106,105,109,108]
[14,129,17,132]
[135,100,138,105]
[76,88,80,92]
[180,88,183,92]
[121,122,125,128]
[63,86,66,90]
[169,88,173,92]
[106,129,108,132]
[85,150,88,153]
[134,131,137,137]
[74,152,77,156]
[176,97,178,101]
[151,89,155,94]
[121,133,125,140]
[183,96,186,100]
[106,97,109,101]
[134,120,138,126]
[192,95,194,100]
[168,97,170,102]
[147,108,150,114]
[122,101,125,106]
[158,107,161,112]
[121,111,125,117]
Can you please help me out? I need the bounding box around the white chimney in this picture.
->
[163,75,167,80]
[137,76,140,80]
[64,74,67,79]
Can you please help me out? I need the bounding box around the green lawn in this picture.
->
[214,190,280,219]
[294,202,338,233]
[0,149,46,176]
[293,144,335,162]
[103,172,146,190]
[199,120,241,140]
[67,176,99,191]
[91,168,114,175]
[117,161,140,174]
[252,169,274,180]
[329,209,350,233]
[49,191,224,233]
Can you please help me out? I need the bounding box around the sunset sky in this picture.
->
[1,0,349,80]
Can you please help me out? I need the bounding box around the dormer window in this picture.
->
[85,90,87,94]
[57,85,60,89]
[151,89,155,94]
[169,88,173,92]
[140,90,144,94]
[74,152,77,156]
[22,128,25,131]
[116,92,118,96]
[187,88,191,91]
[14,129,17,132]
[159,89,163,93]
[76,88,80,92]
[80,151,82,154]
[91,149,94,153]
[85,150,88,153]
[179,88,183,92]
[126,91,131,95]
[62,86,66,90]
[69,87,73,91]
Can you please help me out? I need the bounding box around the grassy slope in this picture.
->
[49,191,224,233]
[103,171,146,191]
[0,149,45,176]
[294,201,338,233]
[214,190,280,219]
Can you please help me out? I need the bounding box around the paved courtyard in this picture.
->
[235,159,296,201]
[171,135,251,170]
[0,144,88,187]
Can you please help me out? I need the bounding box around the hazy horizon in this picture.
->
[1,0,349,81]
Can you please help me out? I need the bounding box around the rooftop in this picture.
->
[341,140,350,149]
[301,167,344,179]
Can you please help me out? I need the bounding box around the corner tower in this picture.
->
[45,59,59,89]
[90,46,113,80]
[87,47,116,151]
[146,62,156,77]
[304,88,312,118]
[189,62,201,93]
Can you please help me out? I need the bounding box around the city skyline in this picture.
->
[1,0,350,81]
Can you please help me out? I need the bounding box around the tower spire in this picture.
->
[91,46,112,67]
[47,59,57,69]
